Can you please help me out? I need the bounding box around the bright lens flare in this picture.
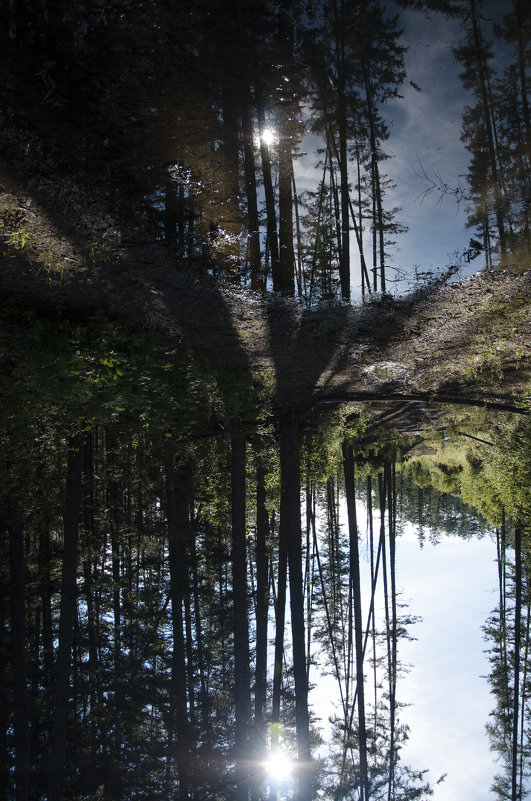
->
[261,128,275,146]
[263,750,293,782]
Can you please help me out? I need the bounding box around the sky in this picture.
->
[397,529,499,800]
[371,1,511,298]
[293,3,502,300]
[382,7,474,290]
[307,499,504,801]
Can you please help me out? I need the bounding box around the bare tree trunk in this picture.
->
[514,0,530,148]
[222,80,242,267]
[387,462,397,801]
[256,80,280,286]
[469,0,507,261]
[165,448,190,799]
[497,514,510,743]
[241,89,262,288]
[363,63,386,293]
[8,494,29,801]
[279,418,311,799]
[39,522,54,688]
[272,506,287,735]
[250,463,269,801]
[110,479,121,675]
[277,131,295,296]
[511,521,522,801]
[292,171,304,298]
[49,433,84,801]
[231,435,250,801]
[254,465,269,743]
[190,524,208,725]
[335,0,351,301]
[342,442,369,800]
[0,526,9,801]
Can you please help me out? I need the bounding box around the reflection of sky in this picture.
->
[398,529,498,800]
[380,1,509,295]
[294,6,506,300]
[309,500,501,798]
[383,9,472,290]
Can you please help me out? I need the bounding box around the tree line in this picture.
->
[2,0,526,303]
[405,405,531,800]
[453,0,530,271]
[2,306,529,800]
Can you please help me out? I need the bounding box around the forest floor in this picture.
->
[1,127,530,427]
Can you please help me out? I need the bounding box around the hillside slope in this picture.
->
[1,129,529,416]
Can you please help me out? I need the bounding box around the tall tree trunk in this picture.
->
[353,136,371,297]
[277,133,295,296]
[165,449,190,799]
[279,418,311,799]
[387,462,397,801]
[514,0,530,148]
[276,9,296,297]
[367,475,378,723]
[250,463,269,801]
[190,527,208,725]
[378,471,394,794]
[363,63,386,293]
[0,524,9,801]
[241,88,262,288]
[256,81,280,288]
[497,511,510,742]
[231,435,250,801]
[342,442,369,801]
[110,478,121,675]
[254,464,269,743]
[336,0,351,301]
[8,494,30,801]
[272,506,288,745]
[82,434,100,742]
[292,171,304,298]
[469,0,507,261]
[184,590,195,726]
[39,522,54,689]
[49,433,84,801]
[511,521,522,801]
[222,80,242,268]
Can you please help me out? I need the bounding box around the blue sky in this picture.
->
[292,3,510,299]
[383,7,473,290]
[374,1,511,296]
[308,505,502,800]
[398,529,499,800]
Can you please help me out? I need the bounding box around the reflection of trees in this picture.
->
[395,465,487,543]
[405,411,531,800]
[2,314,528,801]
[484,518,531,800]
[2,328,447,801]
[454,0,530,272]
[310,456,432,800]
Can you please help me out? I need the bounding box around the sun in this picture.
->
[261,128,275,147]
[262,750,294,783]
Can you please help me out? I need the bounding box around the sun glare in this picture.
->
[261,128,275,147]
[263,750,293,783]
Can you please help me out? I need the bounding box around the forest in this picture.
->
[0,1,530,800]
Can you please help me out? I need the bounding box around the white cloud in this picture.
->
[398,533,498,800]
[382,9,473,285]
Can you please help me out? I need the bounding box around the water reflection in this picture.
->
[397,531,497,799]
[1,1,529,799]
[2,397,529,801]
